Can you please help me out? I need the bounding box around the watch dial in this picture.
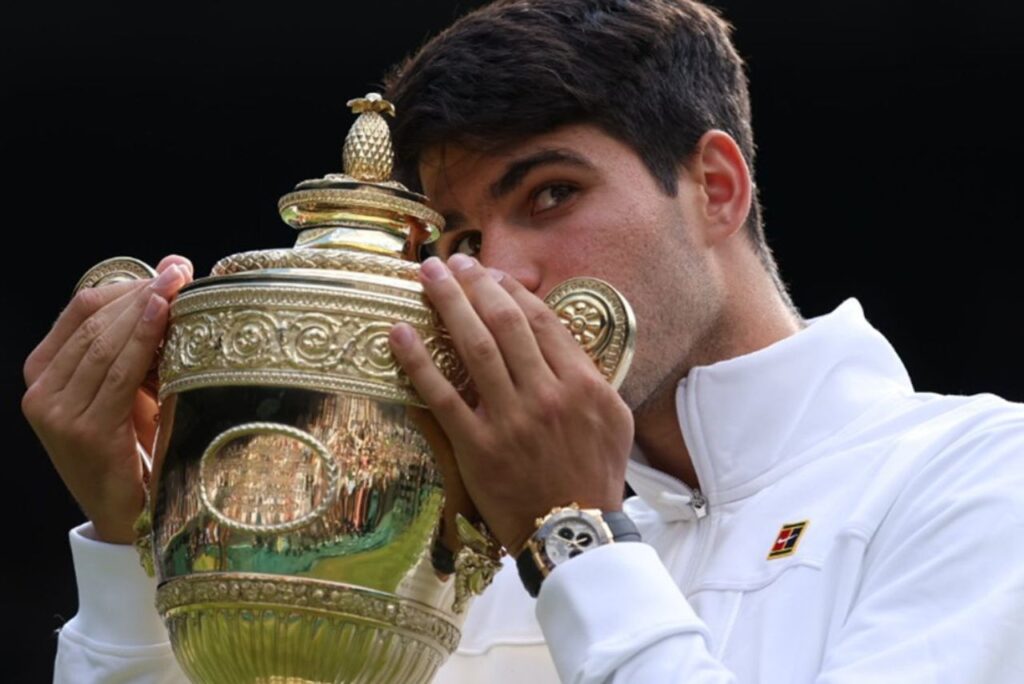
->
[544,518,600,565]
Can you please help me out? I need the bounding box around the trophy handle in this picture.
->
[543,277,636,390]
[73,256,159,293]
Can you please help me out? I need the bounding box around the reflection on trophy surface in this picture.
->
[76,93,635,684]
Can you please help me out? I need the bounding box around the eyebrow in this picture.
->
[489,148,595,200]
[435,148,595,235]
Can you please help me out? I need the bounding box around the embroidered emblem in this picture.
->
[767,521,809,559]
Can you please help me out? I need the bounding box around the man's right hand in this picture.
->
[22,255,194,545]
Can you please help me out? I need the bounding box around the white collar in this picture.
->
[626,298,913,521]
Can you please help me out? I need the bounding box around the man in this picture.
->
[26,1,1024,682]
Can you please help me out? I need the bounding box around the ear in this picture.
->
[685,130,752,245]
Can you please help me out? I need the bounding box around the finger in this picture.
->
[389,322,477,437]
[62,282,166,418]
[499,273,592,378]
[447,254,555,388]
[419,257,516,404]
[24,279,145,386]
[33,266,187,399]
[156,254,194,278]
[85,293,169,424]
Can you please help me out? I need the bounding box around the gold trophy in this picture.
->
[74,94,636,683]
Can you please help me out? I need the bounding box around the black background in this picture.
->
[4,1,1024,679]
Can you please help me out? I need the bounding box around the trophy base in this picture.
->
[157,573,460,684]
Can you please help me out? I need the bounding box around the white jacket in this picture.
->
[55,300,1024,683]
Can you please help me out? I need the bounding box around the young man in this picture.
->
[28,1,1024,682]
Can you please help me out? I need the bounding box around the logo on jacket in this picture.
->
[768,520,809,559]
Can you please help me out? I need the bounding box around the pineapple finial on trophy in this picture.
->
[276,92,444,255]
[343,93,397,183]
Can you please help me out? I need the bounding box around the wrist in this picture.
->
[516,504,641,598]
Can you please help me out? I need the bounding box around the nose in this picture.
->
[476,225,543,294]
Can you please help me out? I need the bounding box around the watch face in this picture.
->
[542,516,602,566]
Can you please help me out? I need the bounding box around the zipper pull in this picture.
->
[690,489,708,519]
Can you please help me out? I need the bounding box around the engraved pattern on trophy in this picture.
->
[158,574,456,683]
[156,574,460,652]
[544,277,636,391]
[160,285,469,404]
[211,248,422,281]
[198,423,341,535]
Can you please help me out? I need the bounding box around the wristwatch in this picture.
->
[516,503,641,597]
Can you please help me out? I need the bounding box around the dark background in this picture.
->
[4,1,1023,679]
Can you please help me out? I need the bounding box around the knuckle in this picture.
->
[431,388,464,414]
[528,305,558,330]
[20,385,43,423]
[71,288,104,317]
[78,315,106,344]
[104,361,132,392]
[484,305,524,332]
[84,334,116,366]
[576,370,606,394]
[532,386,565,417]
[22,349,42,386]
[465,336,498,363]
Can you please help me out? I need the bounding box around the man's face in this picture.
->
[418,124,724,411]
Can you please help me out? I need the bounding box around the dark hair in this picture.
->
[385,0,775,270]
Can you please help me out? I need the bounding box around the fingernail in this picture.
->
[487,268,505,283]
[178,259,194,278]
[143,294,165,322]
[151,265,184,292]
[390,323,415,348]
[421,257,450,282]
[448,253,475,272]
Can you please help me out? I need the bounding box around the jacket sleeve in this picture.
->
[813,423,1024,683]
[54,523,188,684]
[536,542,737,683]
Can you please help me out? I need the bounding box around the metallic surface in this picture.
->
[158,273,466,405]
[70,93,637,683]
[543,277,636,390]
[73,256,157,292]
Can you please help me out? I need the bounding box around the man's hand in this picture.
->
[389,254,634,554]
[22,255,194,544]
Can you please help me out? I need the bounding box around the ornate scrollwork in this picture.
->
[157,573,461,654]
[159,282,467,405]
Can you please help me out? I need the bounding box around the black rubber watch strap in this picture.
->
[602,511,642,543]
[517,546,545,598]
[516,510,641,598]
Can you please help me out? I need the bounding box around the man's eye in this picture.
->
[447,231,482,258]
[531,184,577,214]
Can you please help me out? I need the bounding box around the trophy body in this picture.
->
[150,260,466,683]
[75,95,635,683]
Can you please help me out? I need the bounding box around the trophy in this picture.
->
[75,94,635,683]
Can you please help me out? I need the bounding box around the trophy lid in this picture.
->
[210,93,443,279]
